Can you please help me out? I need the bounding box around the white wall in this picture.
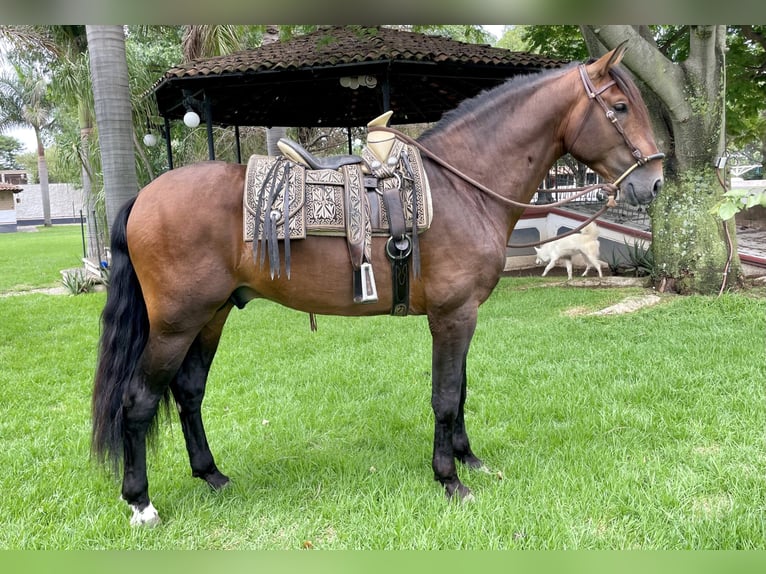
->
[14,183,85,224]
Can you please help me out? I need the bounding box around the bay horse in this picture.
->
[92,44,663,526]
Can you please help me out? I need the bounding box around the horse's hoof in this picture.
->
[446,483,475,503]
[129,502,161,527]
[460,454,486,470]
[204,470,231,491]
[463,458,491,474]
[457,484,476,503]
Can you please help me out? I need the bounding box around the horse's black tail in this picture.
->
[91,196,149,473]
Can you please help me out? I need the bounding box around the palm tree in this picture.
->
[2,25,102,254]
[0,60,54,226]
[181,24,242,61]
[85,25,138,236]
[46,26,102,258]
[55,50,101,258]
[182,25,288,157]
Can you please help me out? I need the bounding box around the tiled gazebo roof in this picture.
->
[151,26,568,128]
[0,182,23,192]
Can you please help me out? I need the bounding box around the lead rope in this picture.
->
[369,125,628,248]
[369,126,619,215]
[715,158,734,296]
[506,205,610,248]
[370,62,666,249]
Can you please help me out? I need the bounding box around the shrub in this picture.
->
[608,239,655,277]
[61,269,96,295]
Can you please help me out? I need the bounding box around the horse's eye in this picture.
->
[614,102,628,113]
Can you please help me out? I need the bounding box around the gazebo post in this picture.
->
[163,115,173,170]
[381,72,391,113]
[204,92,215,160]
[235,125,242,163]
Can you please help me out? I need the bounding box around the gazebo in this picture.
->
[149,26,567,167]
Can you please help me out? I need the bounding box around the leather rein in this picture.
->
[368,64,665,248]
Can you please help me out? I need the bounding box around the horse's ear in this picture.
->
[587,40,629,80]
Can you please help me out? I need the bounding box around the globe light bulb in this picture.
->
[184,111,200,128]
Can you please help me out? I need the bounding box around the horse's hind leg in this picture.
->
[170,304,234,490]
[121,330,198,526]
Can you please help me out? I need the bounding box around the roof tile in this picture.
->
[161,26,565,80]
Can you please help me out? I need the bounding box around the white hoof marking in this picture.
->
[130,502,161,527]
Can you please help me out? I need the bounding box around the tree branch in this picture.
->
[738,25,765,49]
[581,25,689,123]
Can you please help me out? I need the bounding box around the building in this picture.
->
[0,181,23,232]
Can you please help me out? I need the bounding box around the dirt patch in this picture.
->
[563,306,592,317]
[563,294,661,317]
[588,294,662,316]
[543,276,663,316]
[566,276,650,288]
[0,286,69,297]
[563,294,662,317]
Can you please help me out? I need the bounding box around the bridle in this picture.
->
[367,62,665,246]
[574,64,665,187]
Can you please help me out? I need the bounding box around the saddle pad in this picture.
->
[243,141,432,243]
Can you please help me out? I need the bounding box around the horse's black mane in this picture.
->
[420,64,570,140]
[420,59,643,141]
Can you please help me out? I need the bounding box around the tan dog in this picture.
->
[534,222,603,279]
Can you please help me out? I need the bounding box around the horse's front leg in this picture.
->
[428,306,479,501]
[452,354,485,471]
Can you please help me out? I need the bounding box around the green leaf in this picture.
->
[717,202,739,220]
[746,193,762,209]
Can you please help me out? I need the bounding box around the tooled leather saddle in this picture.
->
[243,114,431,314]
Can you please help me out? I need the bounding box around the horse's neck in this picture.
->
[421,78,574,207]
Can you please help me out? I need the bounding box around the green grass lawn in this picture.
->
[0,225,85,293]
[0,227,764,549]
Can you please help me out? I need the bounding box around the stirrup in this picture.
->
[353,262,378,303]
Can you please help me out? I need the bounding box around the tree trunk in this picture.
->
[35,128,51,227]
[79,108,101,260]
[760,109,766,164]
[650,167,738,293]
[86,25,139,237]
[583,25,740,294]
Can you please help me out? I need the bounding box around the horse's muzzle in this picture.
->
[624,176,663,206]
[611,152,665,206]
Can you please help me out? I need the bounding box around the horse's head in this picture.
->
[564,42,664,206]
